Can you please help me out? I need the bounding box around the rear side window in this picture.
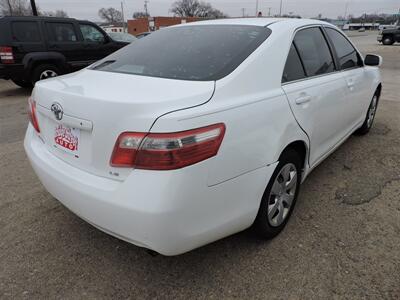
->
[294,27,335,77]
[282,43,306,83]
[46,23,78,42]
[79,24,105,43]
[12,22,41,42]
[325,28,362,70]
[91,25,271,81]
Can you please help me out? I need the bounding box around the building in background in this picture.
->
[101,25,125,33]
[128,17,201,36]
[343,23,380,30]
[327,19,348,29]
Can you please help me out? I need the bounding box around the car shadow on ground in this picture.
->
[0,82,31,99]
[45,113,399,276]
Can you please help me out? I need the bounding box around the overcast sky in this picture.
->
[35,0,400,21]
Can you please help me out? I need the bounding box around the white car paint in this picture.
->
[24,18,382,255]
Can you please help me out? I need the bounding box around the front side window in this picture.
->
[282,43,306,83]
[91,25,271,81]
[80,24,105,43]
[325,28,362,70]
[46,23,77,42]
[294,27,335,77]
[12,21,41,42]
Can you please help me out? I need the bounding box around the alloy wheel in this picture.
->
[268,163,298,227]
[39,70,58,80]
[367,96,378,128]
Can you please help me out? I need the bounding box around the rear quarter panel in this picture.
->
[151,26,309,186]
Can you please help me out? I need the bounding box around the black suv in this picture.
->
[377,26,400,45]
[0,16,129,87]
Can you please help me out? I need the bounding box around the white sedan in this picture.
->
[25,18,382,255]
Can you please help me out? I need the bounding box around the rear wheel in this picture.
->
[382,36,394,45]
[254,149,302,239]
[11,78,33,88]
[355,93,379,135]
[32,64,60,85]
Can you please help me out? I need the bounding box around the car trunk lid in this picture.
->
[33,69,215,181]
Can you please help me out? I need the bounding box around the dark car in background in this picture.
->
[108,32,137,43]
[135,31,152,39]
[377,26,400,45]
[0,16,130,87]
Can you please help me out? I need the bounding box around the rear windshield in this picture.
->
[91,25,271,81]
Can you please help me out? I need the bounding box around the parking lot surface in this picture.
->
[1,32,399,299]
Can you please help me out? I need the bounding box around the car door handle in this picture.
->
[295,95,312,105]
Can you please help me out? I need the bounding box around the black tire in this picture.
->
[11,78,33,88]
[32,64,61,85]
[382,36,394,45]
[355,92,379,135]
[253,149,302,239]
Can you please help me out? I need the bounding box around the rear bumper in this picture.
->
[24,125,276,255]
[0,63,25,80]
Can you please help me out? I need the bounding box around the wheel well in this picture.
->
[376,83,382,98]
[29,60,65,76]
[382,34,394,40]
[31,60,62,70]
[280,141,308,172]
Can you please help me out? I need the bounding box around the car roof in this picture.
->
[178,17,331,29]
[0,15,89,23]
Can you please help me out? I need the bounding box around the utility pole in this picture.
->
[30,0,38,16]
[121,2,125,32]
[255,0,259,16]
[279,0,283,17]
[268,7,272,17]
[241,8,246,17]
[144,0,149,16]
[343,2,349,20]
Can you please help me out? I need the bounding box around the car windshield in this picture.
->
[91,25,271,81]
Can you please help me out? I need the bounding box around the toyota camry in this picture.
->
[24,18,382,255]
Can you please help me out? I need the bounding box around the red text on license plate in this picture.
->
[54,124,79,152]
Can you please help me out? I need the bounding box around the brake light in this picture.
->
[110,123,226,170]
[0,46,14,64]
[28,97,40,133]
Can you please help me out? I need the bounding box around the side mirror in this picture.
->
[364,54,383,67]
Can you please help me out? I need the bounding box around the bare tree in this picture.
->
[0,0,69,17]
[40,9,68,17]
[132,11,149,19]
[98,7,123,24]
[171,0,227,18]
[0,0,31,16]
[54,9,68,18]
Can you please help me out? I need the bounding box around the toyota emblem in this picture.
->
[51,102,63,121]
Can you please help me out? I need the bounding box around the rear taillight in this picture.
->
[111,123,226,170]
[0,46,14,64]
[28,97,40,133]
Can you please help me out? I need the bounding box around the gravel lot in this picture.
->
[1,32,399,299]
